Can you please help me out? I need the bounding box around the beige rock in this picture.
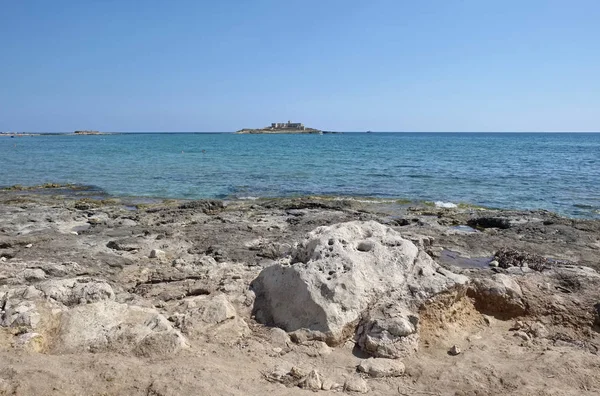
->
[268,327,291,348]
[300,369,323,391]
[449,345,461,355]
[14,332,45,352]
[36,277,115,306]
[54,300,186,356]
[344,376,368,393]
[149,249,166,259]
[357,357,405,377]
[468,274,526,318]
[513,330,531,341]
[176,294,249,342]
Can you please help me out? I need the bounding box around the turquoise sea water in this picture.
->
[1,133,599,218]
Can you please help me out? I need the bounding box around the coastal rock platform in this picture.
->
[0,189,599,395]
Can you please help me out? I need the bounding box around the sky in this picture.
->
[1,0,599,132]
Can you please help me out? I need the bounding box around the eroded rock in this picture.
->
[357,358,405,377]
[174,294,249,343]
[468,274,526,318]
[252,221,467,357]
[54,300,186,356]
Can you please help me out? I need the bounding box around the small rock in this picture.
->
[0,378,12,393]
[22,268,47,282]
[15,332,44,352]
[149,249,166,259]
[529,322,549,338]
[449,345,461,356]
[513,330,531,341]
[321,379,340,391]
[269,327,291,348]
[510,320,525,331]
[0,257,6,262]
[301,369,323,391]
[25,243,33,248]
[357,357,405,377]
[272,347,283,354]
[489,260,499,267]
[70,231,79,235]
[290,366,309,379]
[344,377,368,393]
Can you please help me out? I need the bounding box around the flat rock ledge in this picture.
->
[251,221,468,357]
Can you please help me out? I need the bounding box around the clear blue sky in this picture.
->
[1,0,599,132]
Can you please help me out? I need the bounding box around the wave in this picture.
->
[435,201,458,208]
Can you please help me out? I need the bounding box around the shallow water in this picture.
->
[1,132,599,218]
[438,249,493,269]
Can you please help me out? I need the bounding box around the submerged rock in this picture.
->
[251,221,467,355]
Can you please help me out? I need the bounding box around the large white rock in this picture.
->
[252,221,467,352]
[53,300,186,356]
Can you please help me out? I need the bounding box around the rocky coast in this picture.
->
[0,187,599,395]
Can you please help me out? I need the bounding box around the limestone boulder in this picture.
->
[174,294,249,343]
[53,300,186,356]
[358,357,405,377]
[36,277,115,306]
[251,221,467,349]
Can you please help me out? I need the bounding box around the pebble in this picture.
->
[513,330,531,341]
[149,249,166,259]
[344,377,368,393]
[449,345,461,356]
[301,369,323,391]
[70,231,78,235]
[489,260,499,267]
[25,243,32,248]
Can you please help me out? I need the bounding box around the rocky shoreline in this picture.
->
[0,188,599,395]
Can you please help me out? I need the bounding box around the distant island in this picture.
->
[236,121,322,134]
[74,130,103,135]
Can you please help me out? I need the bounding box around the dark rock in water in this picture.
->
[178,200,224,214]
[262,198,353,211]
[494,248,549,271]
[467,217,511,229]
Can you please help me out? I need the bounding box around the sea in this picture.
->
[1,133,599,218]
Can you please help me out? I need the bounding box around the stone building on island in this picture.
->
[270,121,305,130]
[236,121,321,134]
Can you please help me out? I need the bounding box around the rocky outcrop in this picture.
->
[1,278,186,357]
[251,221,467,355]
[36,278,115,306]
[467,274,527,318]
[54,300,186,356]
[171,294,249,343]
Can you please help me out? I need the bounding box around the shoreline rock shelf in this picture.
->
[0,190,599,395]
